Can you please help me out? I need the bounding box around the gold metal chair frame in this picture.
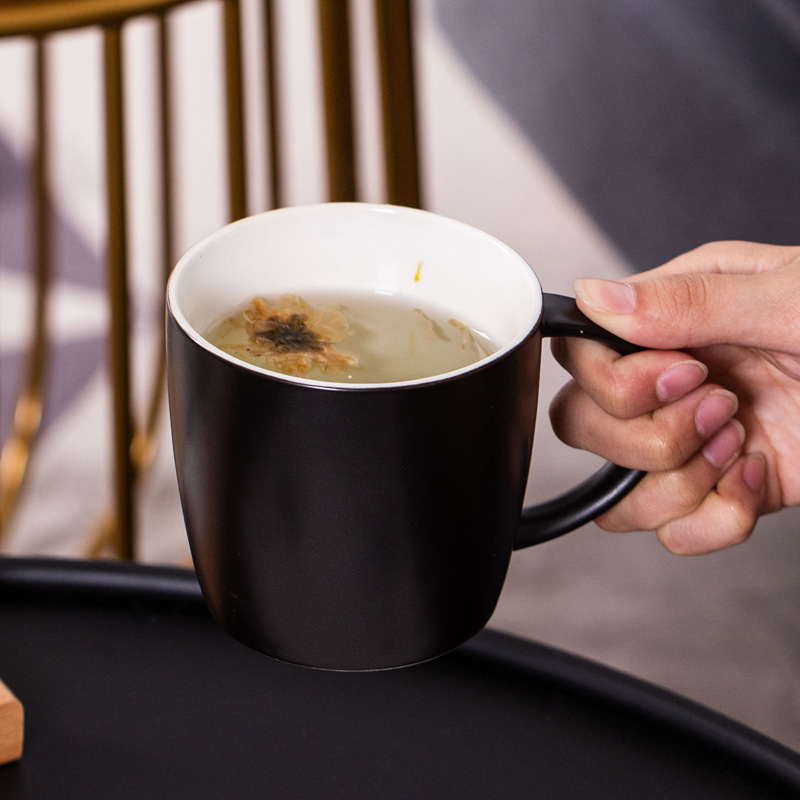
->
[0,0,421,560]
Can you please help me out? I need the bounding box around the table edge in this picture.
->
[2,555,798,788]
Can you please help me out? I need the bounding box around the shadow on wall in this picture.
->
[432,0,800,270]
[0,137,106,445]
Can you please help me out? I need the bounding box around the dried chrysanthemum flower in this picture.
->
[241,294,358,376]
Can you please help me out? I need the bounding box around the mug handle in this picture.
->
[514,293,647,549]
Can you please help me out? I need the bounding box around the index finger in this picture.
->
[550,337,708,419]
[630,241,800,281]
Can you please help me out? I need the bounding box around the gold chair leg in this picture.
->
[104,22,135,561]
[318,0,357,201]
[263,0,283,208]
[223,0,247,221]
[0,397,43,534]
[374,0,421,208]
[82,508,119,560]
[83,12,177,562]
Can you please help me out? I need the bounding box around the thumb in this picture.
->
[573,271,793,351]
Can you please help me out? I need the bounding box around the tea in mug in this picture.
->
[205,292,496,383]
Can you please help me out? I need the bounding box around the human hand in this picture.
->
[549,241,800,554]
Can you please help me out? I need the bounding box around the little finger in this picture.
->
[656,453,767,555]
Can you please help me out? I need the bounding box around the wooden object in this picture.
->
[0,678,23,764]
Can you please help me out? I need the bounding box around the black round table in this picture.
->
[1,557,799,799]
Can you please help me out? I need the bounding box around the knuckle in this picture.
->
[585,348,643,419]
[603,470,704,534]
[657,517,718,555]
[657,499,756,555]
[690,241,732,260]
[643,428,691,471]
[603,368,638,419]
[652,274,712,332]
[657,526,700,555]
[657,470,703,518]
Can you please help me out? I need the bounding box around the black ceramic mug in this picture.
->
[167,203,644,670]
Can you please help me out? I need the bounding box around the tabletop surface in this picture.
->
[1,557,799,800]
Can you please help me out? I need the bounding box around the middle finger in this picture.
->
[550,382,740,472]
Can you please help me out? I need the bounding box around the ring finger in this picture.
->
[595,419,745,532]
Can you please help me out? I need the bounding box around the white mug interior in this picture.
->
[167,203,543,387]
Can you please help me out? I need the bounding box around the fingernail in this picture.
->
[696,389,739,438]
[742,453,766,493]
[656,360,709,402]
[574,278,636,315]
[702,420,745,468]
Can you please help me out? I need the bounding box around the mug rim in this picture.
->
[167,203,544,390]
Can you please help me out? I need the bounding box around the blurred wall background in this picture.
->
[434,0,800,267]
